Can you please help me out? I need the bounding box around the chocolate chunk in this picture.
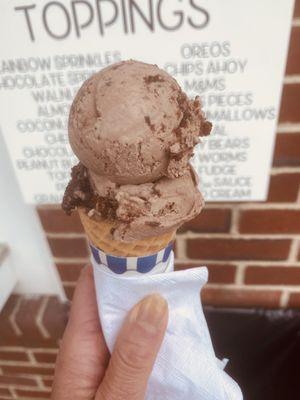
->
[202,120,213,136]
[144,74,165,84]
[96,196,118,219]
[62,162,118,219]
[144,116,155,131]
[62,162,96,215]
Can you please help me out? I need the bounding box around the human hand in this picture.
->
[51,265,168,400]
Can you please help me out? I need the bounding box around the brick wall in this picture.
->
[0,5,299,399]
[0,295,67,399]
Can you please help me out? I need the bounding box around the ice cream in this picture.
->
[62,60,211,242]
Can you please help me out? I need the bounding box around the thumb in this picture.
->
[96,294,168,400]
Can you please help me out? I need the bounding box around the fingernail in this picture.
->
[131,294,168,334]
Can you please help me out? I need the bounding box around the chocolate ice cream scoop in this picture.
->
[63,60,211,242]
[89,165,203,241]
[69,60,211,185]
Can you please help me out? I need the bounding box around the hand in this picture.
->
[51,266,168,400]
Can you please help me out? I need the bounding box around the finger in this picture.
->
[67,265,101,330]
[96,294,168,400]
[52,265,109,400]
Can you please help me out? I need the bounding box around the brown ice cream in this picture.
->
[63,60,211,242]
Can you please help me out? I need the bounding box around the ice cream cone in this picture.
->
[78,208,176,257]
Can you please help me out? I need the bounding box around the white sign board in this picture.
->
[0,0,294,203]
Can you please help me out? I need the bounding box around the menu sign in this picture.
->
[0,0,294,203]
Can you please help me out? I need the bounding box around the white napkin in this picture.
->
[92,252,243,400]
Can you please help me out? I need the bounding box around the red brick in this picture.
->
[294,0,300,17]
[56,263,85,282]
[180,209,231,233]
[42,378,53,388]
[201,287,281,308]
[187,238,291,261]
[0,296,66,348]
[286,27,300,74]
[0,295,20,345]
[0,375,37,386]
[47,237,88,258]
[175,263,236,283]
[32,352,57,364]
[279,84,300,123]
[239,209,300,234]
[288,292,300,308]
[245,266,300,285]
[37,207,83,233]
[0,350,29,362]
[267,173,300,202]
[15,298,46,347]
[0,296,56,348]
[42,297,69,341]
[0,388,11,397]
[273,133,300,166]
[2,365,54,376]
[64,285,75,301]
[207,264,236,283]
[15,389,50,399]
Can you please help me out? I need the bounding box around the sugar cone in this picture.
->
[78,208,176,257]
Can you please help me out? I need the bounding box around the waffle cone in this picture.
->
[78,208,176,257]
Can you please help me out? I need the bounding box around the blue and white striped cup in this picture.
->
[90,241,173,275]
